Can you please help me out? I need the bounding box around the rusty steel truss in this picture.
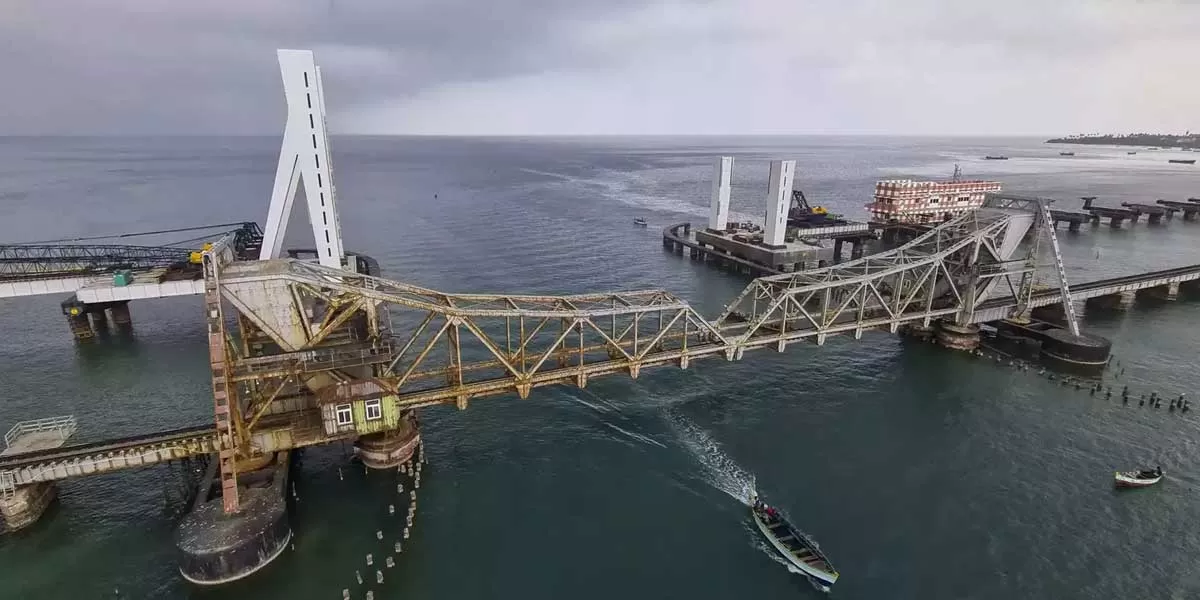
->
[4,197,1072,514]
[714,199,1045,353]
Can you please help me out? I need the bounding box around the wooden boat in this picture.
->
[1115,467,1163,488]
[633,217,648,227]
[750,495,839,591]
[1168,159,1196,165]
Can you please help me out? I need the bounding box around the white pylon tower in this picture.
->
[260,49,346,269]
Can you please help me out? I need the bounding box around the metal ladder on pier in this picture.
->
[1039,204,1081,337]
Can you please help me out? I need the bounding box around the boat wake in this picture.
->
[602,422,668,449]
[663,408,756,504]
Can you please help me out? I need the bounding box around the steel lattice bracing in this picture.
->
[0,244,190,281]
[0,198,1072,506]
[216,259,731,412]
[0,222,264,282]
[713,205,1037,353]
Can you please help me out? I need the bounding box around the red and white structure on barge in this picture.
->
[866,170,1003,225]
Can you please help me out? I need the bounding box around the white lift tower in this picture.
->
[260,49,346,269]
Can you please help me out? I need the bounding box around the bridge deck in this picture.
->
[3,252,1197,489]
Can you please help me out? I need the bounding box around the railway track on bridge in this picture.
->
[0,424,217,490]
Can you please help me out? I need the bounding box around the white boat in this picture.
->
[750,495,839,591]
[633,217,648,227]
[1114,467,1163,488]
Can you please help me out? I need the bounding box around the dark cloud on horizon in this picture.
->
[2,0,1198,135]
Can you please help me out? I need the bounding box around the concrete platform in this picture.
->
[2,417,77,457]
[695,229,821,268]
[0,268,203,301]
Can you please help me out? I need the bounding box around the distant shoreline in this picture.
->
[1046,134,1200,150]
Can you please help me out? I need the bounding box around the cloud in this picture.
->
[3,0,1198,135]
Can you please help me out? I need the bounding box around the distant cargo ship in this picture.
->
[866,167,1003,225]
[1168,159,1196,165]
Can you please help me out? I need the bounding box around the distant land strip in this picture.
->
[1046,133,1200,150]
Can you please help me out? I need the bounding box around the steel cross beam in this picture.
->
[714,209,1032,351]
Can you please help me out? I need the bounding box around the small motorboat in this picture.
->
[1115,466,1163,488]
[1127,151,1138,155]
[750,494,839,591]
[633,217,648,227]
[984,155,1009,160]
[1059,151,1075,156]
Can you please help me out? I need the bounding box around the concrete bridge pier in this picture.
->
[1140,281,1181,301]
[176,451,293,586]
[109,301,132,330]
[0,482,57,533]
[1039,330,1113,373]
[60,296,95,341]
[1086,290,1136,311]
[935,321,981,351]
[355,412,421,469]
[900,322,936,341]
[1031,301,1085,324]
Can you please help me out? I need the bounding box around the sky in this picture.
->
[2,0,1198,136]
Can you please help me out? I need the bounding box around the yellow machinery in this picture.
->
[189,243,213,264]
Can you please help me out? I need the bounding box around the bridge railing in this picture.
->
[4,415,77,450]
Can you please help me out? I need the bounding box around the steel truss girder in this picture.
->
[212,209,1032,420]
[216,259,730,413]
[715,209,1029,349]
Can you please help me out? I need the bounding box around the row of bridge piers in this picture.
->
[1050,197,1200,230]
[60,297,133,341]
[903,279,1198,371]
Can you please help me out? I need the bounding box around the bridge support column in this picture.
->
[355,412,420,469]
[109,301,132,329]
[1039,330,1112,373]
[1141,281,1180,301]
[1031,301,1084,325]
[88,306,108,333]
[900,322,935,341]
[0,482,57,533]
[935,321,980,351]
[1087,290,1136,311]
[176,451,292,586]
[61,296,95,341]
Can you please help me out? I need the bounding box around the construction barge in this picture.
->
[676,160,1001,273]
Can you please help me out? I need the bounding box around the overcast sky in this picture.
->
[3,0,1198,136]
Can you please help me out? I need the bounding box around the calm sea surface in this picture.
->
[0,136,1198,599]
